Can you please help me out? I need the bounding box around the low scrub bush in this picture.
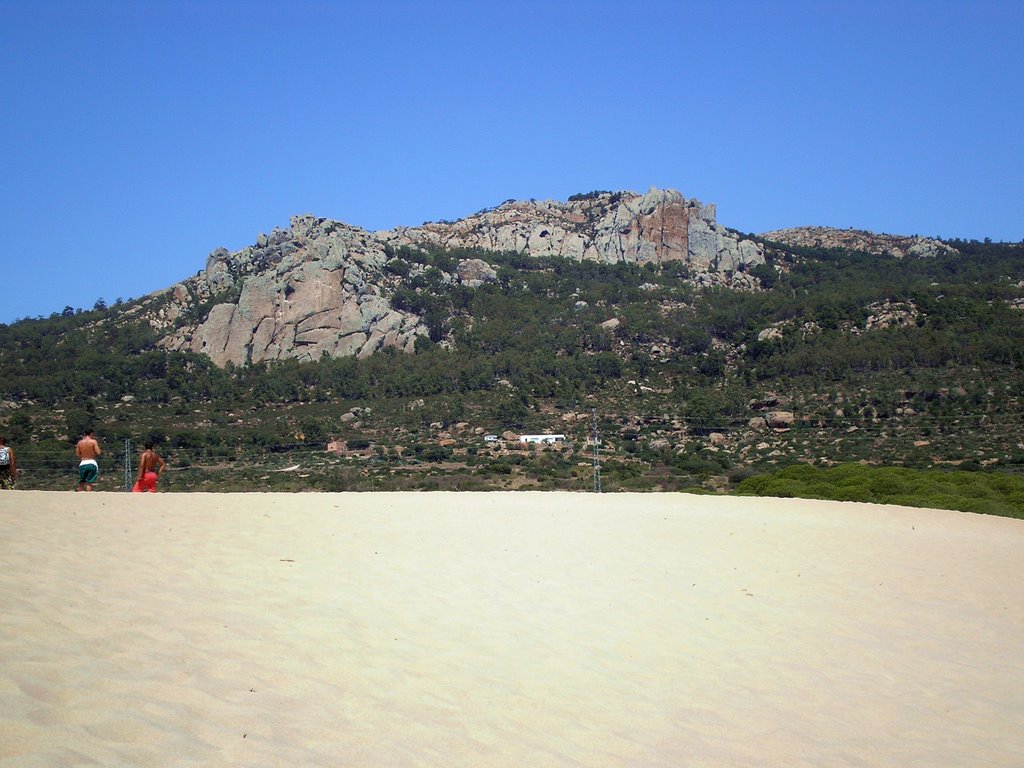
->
[736,463,1024,519]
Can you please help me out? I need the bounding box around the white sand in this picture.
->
[1,491,1021,767]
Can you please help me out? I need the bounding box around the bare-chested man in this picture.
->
[75,429,101,491]
[0,436,16,490]
[134,441,167,493]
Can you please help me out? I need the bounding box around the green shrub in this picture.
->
[385,258,412,277]
[736,463,1024,519]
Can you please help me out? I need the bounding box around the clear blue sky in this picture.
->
[2,0,1021,323]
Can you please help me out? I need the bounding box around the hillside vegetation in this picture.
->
[737,463,1024,519]
[2,237,1023,514]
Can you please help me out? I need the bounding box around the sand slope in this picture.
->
[1,491,1021,767]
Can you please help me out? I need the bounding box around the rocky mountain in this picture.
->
[154,216,425,367]
[381,188,764,275]
[6,206,1022,495]
[132,188,954,369]
[144,188,766,367]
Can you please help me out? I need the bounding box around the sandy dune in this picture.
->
[1,491,1021,767]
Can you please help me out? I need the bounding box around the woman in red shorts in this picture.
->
[133,441,167,492]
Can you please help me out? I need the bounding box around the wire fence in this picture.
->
[6,439,334,491]
[5,410,1023,493]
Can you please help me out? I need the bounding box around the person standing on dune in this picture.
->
[75,429,101,491]
[133,441,166,492]
[0,436,16,490]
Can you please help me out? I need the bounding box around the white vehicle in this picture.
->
[518,434,565,444]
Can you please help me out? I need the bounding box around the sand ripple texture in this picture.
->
[1,491,1022,767]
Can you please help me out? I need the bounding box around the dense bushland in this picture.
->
[2,237,1023,502]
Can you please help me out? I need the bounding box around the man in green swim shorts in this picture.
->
[0,436,16,490]
[75,429,101,491]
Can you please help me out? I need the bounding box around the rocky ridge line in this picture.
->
[381,187,765,283]
[141,187,767,367]
[139,190,961,370]
[761,226,958,259]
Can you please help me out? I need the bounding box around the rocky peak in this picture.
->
[379,187,764,278]
[144,187,766,368]
[158,215,425,367]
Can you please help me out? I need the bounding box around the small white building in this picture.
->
[483,434,499,442]
[518,434,565,444]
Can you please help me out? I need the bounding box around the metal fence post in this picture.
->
[124,438,132,491]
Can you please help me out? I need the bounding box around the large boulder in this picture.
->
[766,411,796,430]
[456,258,498,287]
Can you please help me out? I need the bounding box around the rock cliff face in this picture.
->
[145,187,766,367]
[158,216,427,367]
[760,226,958,259]
[381,187,765,276]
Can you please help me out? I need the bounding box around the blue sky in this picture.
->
[2,0,1021,323]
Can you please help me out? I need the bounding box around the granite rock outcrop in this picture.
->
[142,188,766,367]
[380,188,765,279]
[760,226,958,259]
[158,216,426,367]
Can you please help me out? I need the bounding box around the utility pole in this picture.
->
[592,409,601,493]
